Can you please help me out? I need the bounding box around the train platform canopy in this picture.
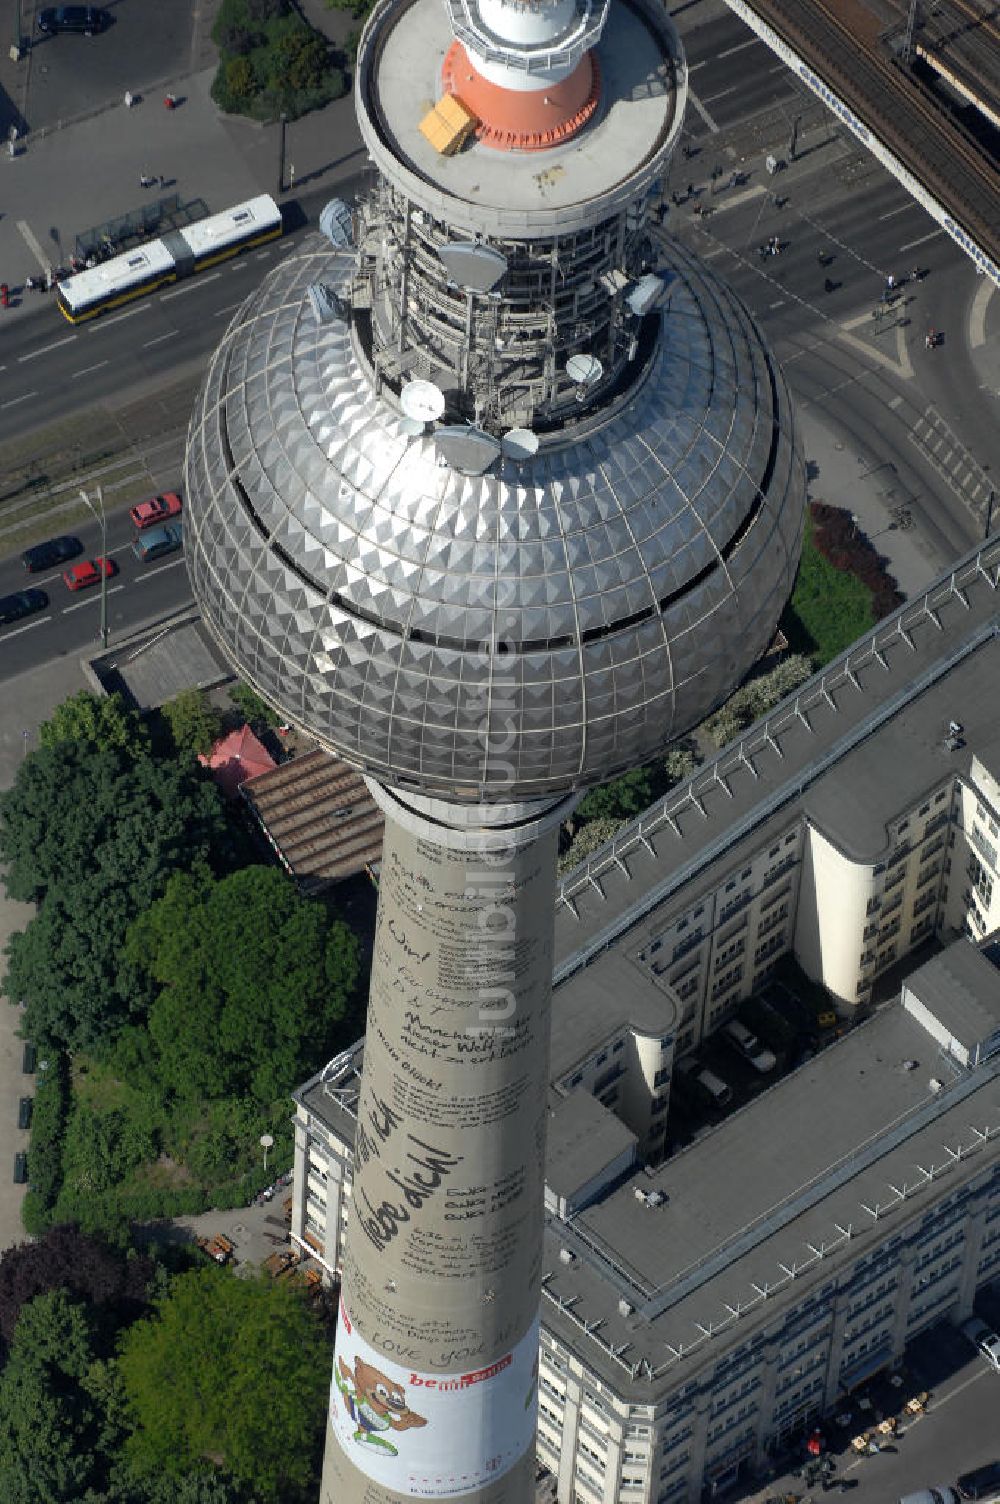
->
[241,748,385,891]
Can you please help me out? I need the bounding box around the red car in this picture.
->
[63,557,115,592]
[130,491,182,530]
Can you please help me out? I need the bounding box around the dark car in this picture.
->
[0,589,48,625]
[17,1097,32,1131]
[21,535,82,572]
[21,1042,36,1074]
[957,1462,1000,1500]
[13,1153,28,1185]
[36,6,109,33]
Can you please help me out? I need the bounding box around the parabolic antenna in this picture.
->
[400,379,446,423]
[565,353,603,386]
[501,427,540,460]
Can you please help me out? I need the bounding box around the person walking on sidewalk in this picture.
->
[124,90,134,109]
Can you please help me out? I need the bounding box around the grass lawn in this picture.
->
[782,518,875,666]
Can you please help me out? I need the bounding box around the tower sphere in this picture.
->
[184,0,804,805]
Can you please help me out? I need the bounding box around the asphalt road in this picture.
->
[26,0,197,129]
[0,506,193,683]
[0,177,371,442]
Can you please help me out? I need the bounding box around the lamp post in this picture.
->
[79,486,108,649]
[259,1132,274,1175]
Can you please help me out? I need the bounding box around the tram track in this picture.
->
[741,0,1000,265]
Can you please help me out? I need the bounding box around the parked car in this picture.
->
[956,1461,1000,1501]
[696,1067,733,1107]
[13,1153,28,1185]
[17,1097,32,1131]
[961,1316,1000,1371]
[63,557,115,592]
[36,6,109,34]
[723,1018,777,1073]
[130,491,182,530]
[21,1042,36,1074]
[21,535,82,572]
[133,523,183,563]
[0,589,48,625]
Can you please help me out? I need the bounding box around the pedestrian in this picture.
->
[45,267,53,291]
[0,283,9,308]
[910,267,920,283]
[124,89,133,109]
[886,272,895,290]
[158,173,165,189]
[139,171,152,189]
[925,328,936,349]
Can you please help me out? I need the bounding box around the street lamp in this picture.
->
[259,1132,274,1174]
[78,486,108,649]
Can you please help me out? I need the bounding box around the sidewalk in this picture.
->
[0,55,363,317]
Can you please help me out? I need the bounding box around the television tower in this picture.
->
[183,0,804,1497]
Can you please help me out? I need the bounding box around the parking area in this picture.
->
[668,959,849,1150]
[25,0,196,130]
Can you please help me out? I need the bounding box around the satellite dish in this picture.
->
[399,416,425,438]
[401,379,446,423]
[565,353,603,386]
[318,198,354,248]
[501,427,539,460]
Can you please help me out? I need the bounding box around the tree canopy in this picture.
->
[0,1290,106,1502]
[117,1267,327,1501]
[128,866,360,1102]
[160,690,223,762]
[0,1223,151,1356]
[39,691,150,759]
[0,744,230,1050]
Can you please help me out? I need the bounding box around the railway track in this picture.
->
[743,0,1000,266]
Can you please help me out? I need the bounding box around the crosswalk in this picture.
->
[907,407,993,525]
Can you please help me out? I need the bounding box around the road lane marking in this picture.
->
[970,274,994,349]
[0,614,52,638]
[72,360,110,379]
[687,90,720,133]
[716,37,760,60]
[91,302,152,329]
[0,391,38,409]
[701,86,736,104]
[140,556,188,579]
[18,335,78,362]
[898,229,944,252]
[162,272,221,300]
[769,300,786,309]
[16,219,51,272]
[214,301,245,318]
[142,331,179,349]
[62,583,126,614]
[878,204,914,220]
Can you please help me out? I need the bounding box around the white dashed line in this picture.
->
[62,584,126,614]
[91,302,152,329]
[0,391,38,410]
[0,614,52,638]
[72,360,110,379]
[142,331,179,349]
[878,204,913,221]
[162,272,221,300]
[17,335,77,362]
[139,557,188,579]
[898,230,944,252]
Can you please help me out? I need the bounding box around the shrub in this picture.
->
[22,1054,70,1223]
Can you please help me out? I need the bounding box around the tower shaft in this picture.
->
[322,787,566,1502]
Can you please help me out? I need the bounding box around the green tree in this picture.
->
[702,652,813,748]
[129,867,360,1102]
[0,745,229,1051]
[0,1291,106,1502]
[39,691,150,758]
[575,765,656,824]
[558,816,622,875]
[117,1267,327,1501]
[228,682,279,733]
[160,690,224,761]
[268,29,328,94]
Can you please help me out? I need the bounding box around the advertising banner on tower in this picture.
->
[329,1301,539,1498]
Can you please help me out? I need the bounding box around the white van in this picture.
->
[723,1019,777,1073]
[696,1068,733,1107]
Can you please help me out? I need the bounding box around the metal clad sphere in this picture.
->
[184,236,803,802]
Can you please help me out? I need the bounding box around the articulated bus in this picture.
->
[57,194,283,323]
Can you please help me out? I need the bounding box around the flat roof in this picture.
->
[541,982,1000,1393]
[362,0,677,220]
[904,943,1000,1051]
[546,1090,637,1201]
[552,540,1000,980]
[549,947,676,1083]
